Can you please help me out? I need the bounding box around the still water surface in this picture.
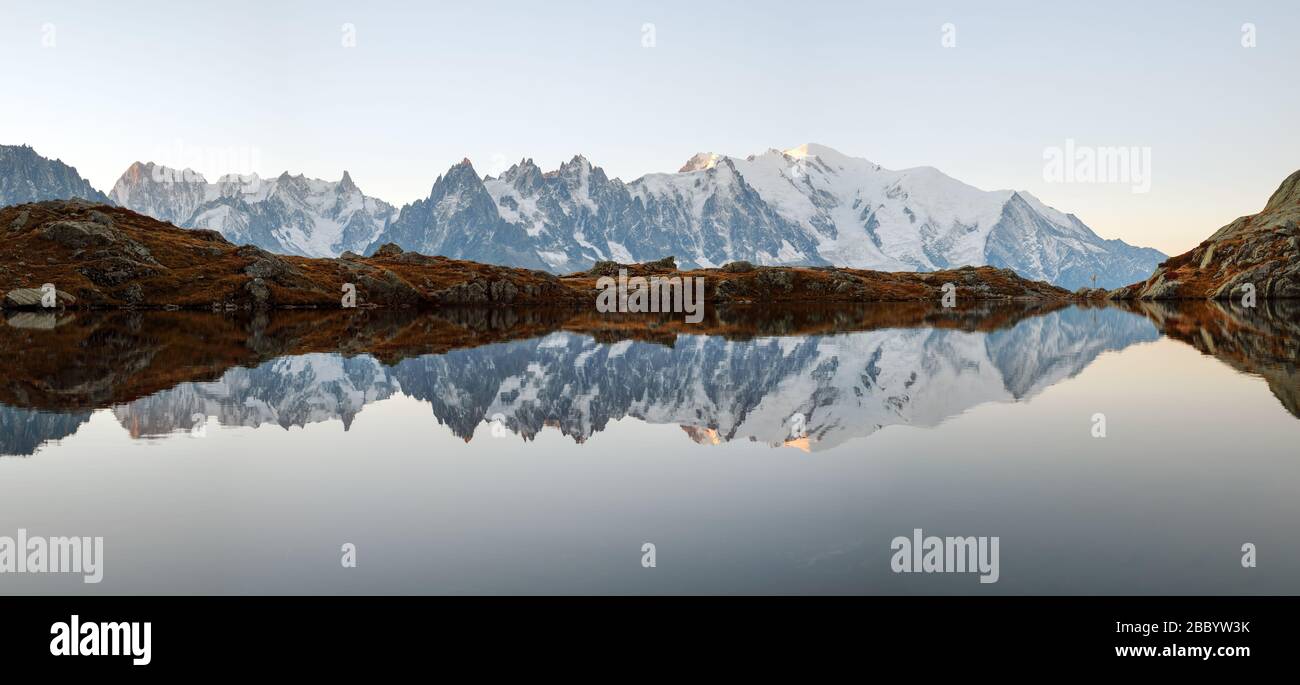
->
[1,301,1297,594]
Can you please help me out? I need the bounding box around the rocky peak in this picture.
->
[1,143,111,206]
[438,159,481,187]
[559,154,592,175]
[500,158,544,194]
[1112,168,1300,300]
[679,152,722,173]
[1263,169,1300,214]
[338,170,358,194]
[120,161,151,183]
[428,159,488,203]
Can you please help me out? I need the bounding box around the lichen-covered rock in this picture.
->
[37,219,157,264]
[3,287,77,309]
[1114,169,1300,300]
[587,261,621,277]
[244,277,272,308]
[38,220,117,248]
[489,279,519,303]
[720,260,755,273]
[436,280,490,304]
[7,208,31,232]
[755,268,795,293]
[348,270,422,307]
[78,257,160,287]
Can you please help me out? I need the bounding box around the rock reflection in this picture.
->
[0,301,1208,455]
[1121,299,1300,417]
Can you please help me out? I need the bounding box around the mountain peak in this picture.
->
[216,171,258,184]
[1263,168,1300,214]
[433,158,482,191]
[0,144,111,205]
[559,154,593,175]
[338,170,358,193]
[541,155,596,181]
[679,152,722,173]
[150,162,207,185]
[120,161,154,183]
[782,143,848,161]
[499,158,541,182]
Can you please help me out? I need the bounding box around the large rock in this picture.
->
[1113,169,1300,300]
[36,219,156,264]
[3,287,77,309]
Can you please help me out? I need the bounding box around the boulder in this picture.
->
[587,261,621,277]
[37,220,156,263]
[720,260,755,273]
[244,277,272,308]
[371,243,405,258]
[3,287,77,309]
[38,220,119,249]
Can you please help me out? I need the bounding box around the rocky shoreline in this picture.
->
[0,301,1075,412]
[2,200,1073,311]
[1111,170,1300,300]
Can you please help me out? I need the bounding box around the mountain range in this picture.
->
[363,144,1165,289]
[0,144,110,206]
[2,306,1160,456]
[108,161,395,257]
[6,297,1299,458]
[2,142,1166,288]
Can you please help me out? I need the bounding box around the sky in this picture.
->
[1,0,1297,256]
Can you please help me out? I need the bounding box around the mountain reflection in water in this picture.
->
[2,300,1296,458]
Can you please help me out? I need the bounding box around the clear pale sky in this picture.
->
[2,0,1296,256]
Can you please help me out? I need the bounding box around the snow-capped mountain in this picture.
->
[110,162,395,257]
[4,141,1164,287]
[359,159,550,269]
[0,404,92,457]
[399,305,1157,450]
[369,144,1164,289]
[0,144,111,206]
[82,306,1156,452]
[111,354,401,435]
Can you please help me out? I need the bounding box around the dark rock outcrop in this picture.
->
[0,145,111,207]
